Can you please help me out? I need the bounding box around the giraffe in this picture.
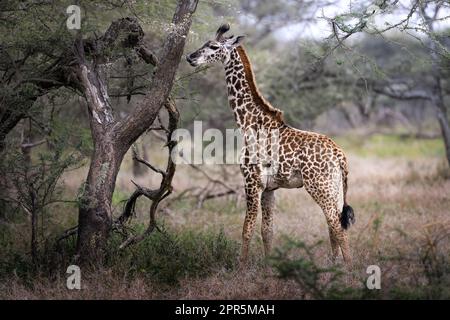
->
[186,24,355,265]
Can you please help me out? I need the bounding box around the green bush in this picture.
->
[109,226,239,285]
[0,224,240,287]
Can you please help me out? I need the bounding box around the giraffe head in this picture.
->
[186,23,245,67]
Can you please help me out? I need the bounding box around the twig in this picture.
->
[131,145,165,177]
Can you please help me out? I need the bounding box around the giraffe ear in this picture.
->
[215,23,230,41]
[226,35,245,48]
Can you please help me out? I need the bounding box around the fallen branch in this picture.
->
[173,164,243,208]
[56,225,78,244]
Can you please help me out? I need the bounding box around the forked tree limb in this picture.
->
[115,98,179,248]
[131,146,166,177]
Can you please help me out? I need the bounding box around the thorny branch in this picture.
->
[114,98,179,249]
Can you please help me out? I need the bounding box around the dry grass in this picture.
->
[1,135,449,299]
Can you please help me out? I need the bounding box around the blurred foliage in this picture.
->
[264,41,349,127]
[270,238,364,299]
[271,234,450,299]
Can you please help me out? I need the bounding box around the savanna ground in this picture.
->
[1,133,449,299]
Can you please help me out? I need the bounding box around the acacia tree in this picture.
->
[326,0,450,166]
[0,135,81,264]
[419,1,450,166]
[71,0,199,262]
[1,0,199,263]
[0,0,71,152]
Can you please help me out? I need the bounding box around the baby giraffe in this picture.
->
[186,24,355,265]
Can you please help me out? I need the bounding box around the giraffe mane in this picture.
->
[236,46,284,123]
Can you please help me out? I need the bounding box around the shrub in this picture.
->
[109,225,239,285]
[0,224,240,287]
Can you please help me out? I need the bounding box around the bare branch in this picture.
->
[131,145,165,177]
[115,98,180,248]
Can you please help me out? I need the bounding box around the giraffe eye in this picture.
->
[209,44,220,50]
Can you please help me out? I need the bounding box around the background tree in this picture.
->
[323,0,450,165]
[0,121,82,264]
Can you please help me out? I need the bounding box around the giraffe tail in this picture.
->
[341,204,355,230]
[340,158,355,230]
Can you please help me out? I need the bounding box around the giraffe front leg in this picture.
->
[239,187,262,267]
[261,190,275,259]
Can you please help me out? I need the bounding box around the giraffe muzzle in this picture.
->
[186,54,198,67]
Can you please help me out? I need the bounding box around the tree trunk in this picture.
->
[75,138,124,262]
[30,189,38,265]
[430,79,450,167]
[31,208,37,264]
[72,38,119,262]
[0,103,29,153]
[420,4,450,167]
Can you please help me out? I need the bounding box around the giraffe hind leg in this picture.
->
[328,215,351,264]
[328,226,340,262]
[322,202,352,264]
[305,183,352,264]
[261,190,275,258]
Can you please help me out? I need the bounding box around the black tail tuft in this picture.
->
[340,205,355,230]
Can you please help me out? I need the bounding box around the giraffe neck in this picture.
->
[224,46,284,131]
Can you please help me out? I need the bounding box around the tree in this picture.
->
[310,0,450,165]
[72,0,199,262]
[0,0,71,151]
[239,0,337,44]
[0,126,82,264]
[419,1,450,166]
[1,0,199,263]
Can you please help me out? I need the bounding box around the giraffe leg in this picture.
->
[239,187,262,266]
[337,227,351,264]
[328,226,340,262]
[304,179,352,265]
[326,213,352,264]
[261,190,275,258]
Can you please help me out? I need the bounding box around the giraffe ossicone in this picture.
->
[187,24,355,266]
